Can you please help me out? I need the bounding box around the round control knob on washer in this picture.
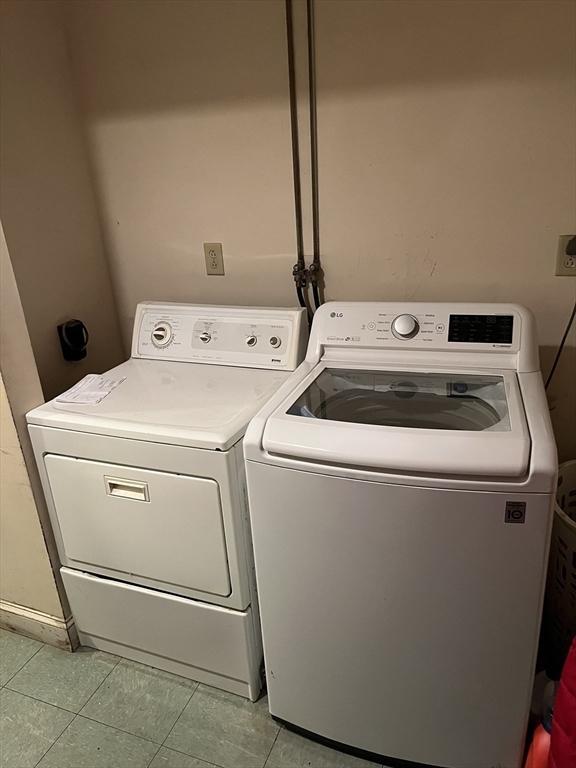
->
[151,322,173,347]
[246,335,258,347]
[269,336,281,348]
[199,332,212,344]
[391,314,420,339]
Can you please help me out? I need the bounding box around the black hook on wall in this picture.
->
[57,319,89,361]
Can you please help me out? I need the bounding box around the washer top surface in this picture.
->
[263,361,530,477]
[244,302,558,484]
[28,358,292,450]
[287,368,511,432]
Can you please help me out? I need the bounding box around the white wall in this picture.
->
[0,219,70,634]
[66,0,575,459]
[0,0,124,401]
[0,372,64,620]
[66,0,296,343]
[314,0,576,460]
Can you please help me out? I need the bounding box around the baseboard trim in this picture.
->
[0,600,76,649]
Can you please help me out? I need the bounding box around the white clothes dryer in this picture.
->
[245,302,557,764]
[28,302,307,700]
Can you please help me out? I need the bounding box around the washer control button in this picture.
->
[199,332,212,344]
[246,335,258,347]
[435,323,446,333]
[391,314,420,339]
[151,322,173,347]
[269,336,281,348]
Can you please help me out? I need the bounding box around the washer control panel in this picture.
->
[314,302,522,353]
[133,303,307,370]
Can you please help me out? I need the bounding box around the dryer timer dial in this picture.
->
[391,314,420,339]
[151,322,173,347]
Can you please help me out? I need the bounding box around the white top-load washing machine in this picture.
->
[245,302,557,766]
[27,302,306,700]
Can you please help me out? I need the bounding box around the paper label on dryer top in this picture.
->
[55,375,127,405]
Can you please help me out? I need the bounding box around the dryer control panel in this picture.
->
[132,303,307,370]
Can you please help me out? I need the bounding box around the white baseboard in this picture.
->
[0,600,76,649]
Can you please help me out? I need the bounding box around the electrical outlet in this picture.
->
[555,234,576,276]
[204,242,225,275]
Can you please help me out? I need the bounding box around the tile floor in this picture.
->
[0,629,387,768]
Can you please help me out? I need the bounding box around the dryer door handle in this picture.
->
[104,476,150,502]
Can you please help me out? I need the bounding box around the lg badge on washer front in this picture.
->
[505,501,526,524]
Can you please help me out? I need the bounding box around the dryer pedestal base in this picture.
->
[62,568,262,701]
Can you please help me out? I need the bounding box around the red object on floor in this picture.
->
[549,637,576,768]
[524,724,550,768]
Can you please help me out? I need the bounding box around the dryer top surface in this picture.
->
[27,358,291,450]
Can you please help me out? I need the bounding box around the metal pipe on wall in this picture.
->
[286,0,323,313]
[306,0,323,310]
[285,0,308,311]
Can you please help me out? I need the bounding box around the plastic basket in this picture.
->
[544,460,576,675]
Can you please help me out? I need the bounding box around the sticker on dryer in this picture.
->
[505,501,526,524]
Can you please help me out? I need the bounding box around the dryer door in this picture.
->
[44,456,231,597]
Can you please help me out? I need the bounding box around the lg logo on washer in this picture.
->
[330,312,343,318]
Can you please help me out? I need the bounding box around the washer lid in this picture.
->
[262,364,530,476]
[27,358,291,450]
